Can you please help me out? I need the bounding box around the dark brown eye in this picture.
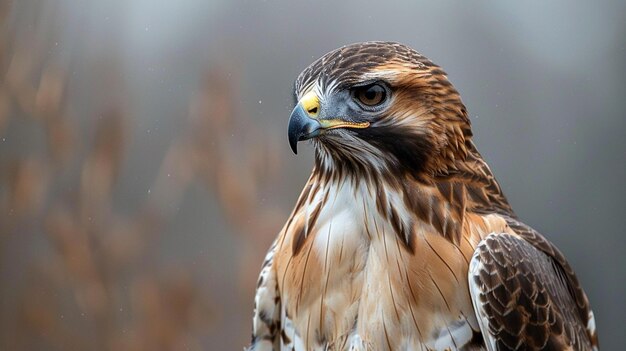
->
[354,83,387,107]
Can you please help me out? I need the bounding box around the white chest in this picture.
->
[276,180,480,351]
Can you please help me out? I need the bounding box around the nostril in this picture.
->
[308,107,318,115]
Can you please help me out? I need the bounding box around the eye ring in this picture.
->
[352,82,389,109]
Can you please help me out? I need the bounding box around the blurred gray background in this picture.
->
[0,0,624,350]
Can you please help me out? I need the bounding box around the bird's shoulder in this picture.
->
[468,215,598,350]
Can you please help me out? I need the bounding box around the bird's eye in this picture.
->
[353,83,387,108]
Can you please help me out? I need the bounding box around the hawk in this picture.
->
[247,42,598,351]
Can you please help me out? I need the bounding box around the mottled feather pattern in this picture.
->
[469,233,596,350]
[295,42,434,98]
[248,42,597,350]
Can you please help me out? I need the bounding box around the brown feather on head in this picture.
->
[290,41,473,181]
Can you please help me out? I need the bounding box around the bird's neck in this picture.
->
[308,145,514,248]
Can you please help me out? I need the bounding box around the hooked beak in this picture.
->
[288,103,321,154]
[287,91,370,154]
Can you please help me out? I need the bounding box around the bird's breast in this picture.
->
[274,179,508,350]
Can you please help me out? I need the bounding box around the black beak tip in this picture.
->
[289,136,298,154]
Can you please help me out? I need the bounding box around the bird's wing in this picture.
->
[247,241,281,351]
[468,232,597,351]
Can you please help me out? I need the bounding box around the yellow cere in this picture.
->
[300,91,320,117]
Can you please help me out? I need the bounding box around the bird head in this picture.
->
[288,41,473,180]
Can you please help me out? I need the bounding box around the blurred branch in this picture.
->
[0,1,286,350]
